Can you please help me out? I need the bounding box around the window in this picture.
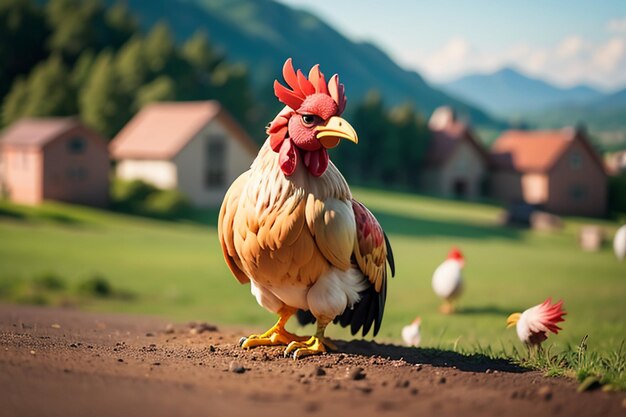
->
[569,184,586,201]
[67,136,86,154]
[569,151,582,170]
[205,138,226,188]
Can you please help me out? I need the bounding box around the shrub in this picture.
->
[110,178,191,219]
[143,188,191,218]
[110,178,159,212]
[77,275,113,298]
[608,173,626,217]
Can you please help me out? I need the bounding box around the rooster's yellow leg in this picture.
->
[284,319,336,359]
[439,299,455,315]
[240,306,308,349]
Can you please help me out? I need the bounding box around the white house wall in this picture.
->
[116,159,177,189]
[174,119,254,207]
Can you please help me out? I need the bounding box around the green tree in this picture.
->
[2,55,76,125]
[388,103,430,188]
[182,31,221,72]
[45,0,103,59]
[349,91,389,184]
[135,76,176,109]
[104,2,137,49]
[143,22,175,74]
[115,36,149,96]
[79,50,131,138]
[0,0,49,99]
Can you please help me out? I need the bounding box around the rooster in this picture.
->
[432,247,464,314]
[218,59,395,359]
[506,298,566,347]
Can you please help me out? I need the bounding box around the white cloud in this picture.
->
[607,17,626,33]
[400,33,626,90]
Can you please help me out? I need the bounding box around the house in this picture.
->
[0,118,110,207]
[420,107,490,199]
[491,127,607,217]
[110,101,258,207]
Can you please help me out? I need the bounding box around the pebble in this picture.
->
[29,350,36,355]
[164,324,175,334]
[538,385,553,401]
[145,332,155,337]
[209,345,216,352]
[69,343,78,348]
[51,324,61,329]
[347,367,366,380]
[395,380,410,388]
[438,376,447,384]
[304,365,326,377]
[117,358,124,363]
[229,361,245,374]
[189,323,218,334]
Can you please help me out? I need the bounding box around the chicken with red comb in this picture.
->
[432,247,464,314]
[218,59,395,359]
[507,298,566,346]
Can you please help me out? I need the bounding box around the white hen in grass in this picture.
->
[432,247,464,314]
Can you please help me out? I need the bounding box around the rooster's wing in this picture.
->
[218,171,250,284]
[298,199,395,336]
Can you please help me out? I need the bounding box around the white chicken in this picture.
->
[614,224,626,261]
[506,298,566,347]
[432,247,464,314]
[401,317,421,347]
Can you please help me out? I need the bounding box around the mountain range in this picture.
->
[106,0,498,126]
[440,67,606,116]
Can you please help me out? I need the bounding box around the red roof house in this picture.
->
[110,101,258,207]
[0,118,110,207]
[490,127,607,216]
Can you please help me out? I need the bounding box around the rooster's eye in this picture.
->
[301,114,319,126]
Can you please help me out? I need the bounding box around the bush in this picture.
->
[33,272,66,291]
[110,178,159,212]
[77,275,113,298]
[143,188,191,218]
[608,173,626,216]
[110,179,190,219]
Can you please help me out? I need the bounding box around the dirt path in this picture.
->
[0,305,623,417]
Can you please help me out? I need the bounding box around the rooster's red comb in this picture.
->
[273,58,347,114]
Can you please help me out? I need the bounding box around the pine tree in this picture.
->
[2,55,76,125]
[115,36,149,96]
[0,0,50,99]
[143,22,175,74]
[79,50,130,138]
[135,76,176,109]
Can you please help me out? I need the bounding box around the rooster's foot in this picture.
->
[284,336,337,359]
[239,325,308,349]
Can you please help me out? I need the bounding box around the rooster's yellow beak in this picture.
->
[506,313,521,328]
[316,116,358,149]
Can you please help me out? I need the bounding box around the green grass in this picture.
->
[0,189,624,388]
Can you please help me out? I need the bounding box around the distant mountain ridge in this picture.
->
[441,67,605,117]
[104,0,498,126]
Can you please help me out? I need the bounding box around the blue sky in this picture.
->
[277,1,626,91]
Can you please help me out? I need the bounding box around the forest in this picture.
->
[1,0,431,190]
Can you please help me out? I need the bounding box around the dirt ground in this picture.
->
[0,305,623,417]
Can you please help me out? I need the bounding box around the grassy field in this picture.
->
[0,189,624,386]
